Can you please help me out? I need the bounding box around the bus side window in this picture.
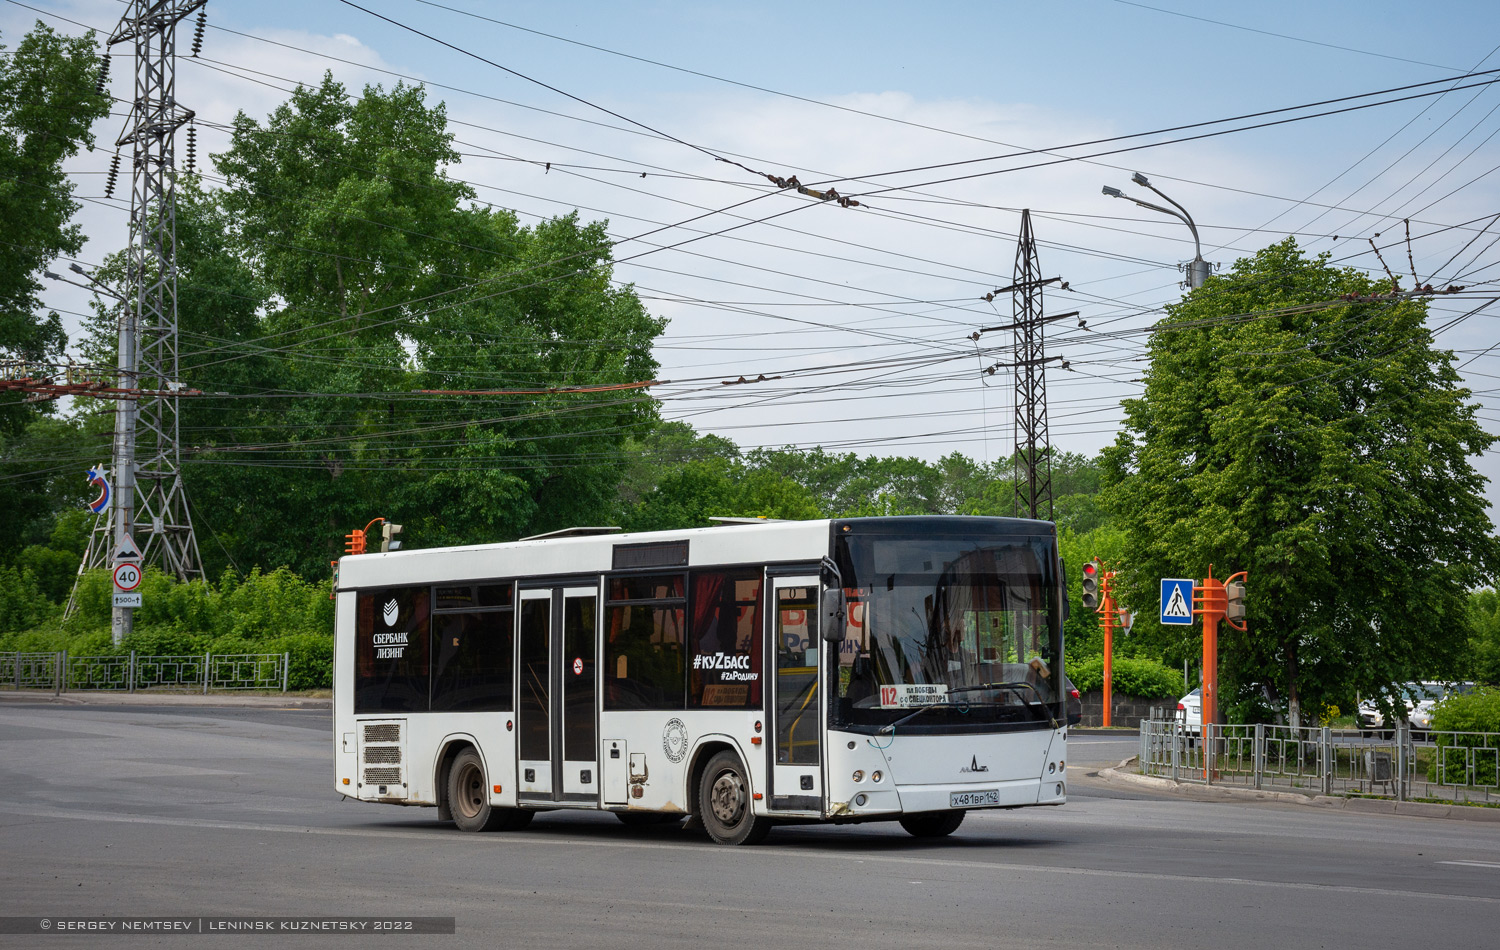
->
[688,569,763,709]
[604,573,687,711]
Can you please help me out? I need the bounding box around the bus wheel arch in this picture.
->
[433,737,480,823]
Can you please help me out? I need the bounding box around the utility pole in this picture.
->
[71,1,207,644]
[1011,209,1054,520]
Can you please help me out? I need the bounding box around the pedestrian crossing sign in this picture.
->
[1160,578,1194,625]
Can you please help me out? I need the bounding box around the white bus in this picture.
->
[333,516,1071,845]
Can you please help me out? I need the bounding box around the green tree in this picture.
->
[1102,239,1499,725]
[0,22,109,376]
[0,22,110,559]
[1471,589,1500,685]
[73,75,669,576]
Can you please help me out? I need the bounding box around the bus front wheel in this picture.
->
[899,810,966,838]
[698,751,771,845]
[447,749,532,833]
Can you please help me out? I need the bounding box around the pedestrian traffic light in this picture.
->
[1225,580,1247,622]
[381,522,403,553]
[1081,558,1101,611]
[344,529,366,556]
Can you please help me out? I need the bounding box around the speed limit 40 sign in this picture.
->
[113,562,142,593]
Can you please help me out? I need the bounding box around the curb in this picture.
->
[1098,757,1500,823]
[0,689,330,709]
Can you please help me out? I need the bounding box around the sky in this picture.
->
[8,0,1500,518]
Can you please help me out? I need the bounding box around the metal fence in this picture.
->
[1139,718,1500,805]
[0,651,289,693]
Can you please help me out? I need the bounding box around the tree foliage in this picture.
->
[0,23,110,556]
[1102,239,1499,723]
[72,76,663,577]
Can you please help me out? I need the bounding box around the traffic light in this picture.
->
[1081,559,1101,611]
[381,522,403,553]
[329,560,339,600]
[344,529,366,556]
[1225,580,1247,622]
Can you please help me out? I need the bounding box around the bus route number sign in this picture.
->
[113,562,142,593]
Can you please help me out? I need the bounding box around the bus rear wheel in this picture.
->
[447,749,532,832]
[899,810,965,838]
[698,751,771,845]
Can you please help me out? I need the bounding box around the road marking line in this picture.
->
[1,803,1497,905]
[1438,860,1500,869]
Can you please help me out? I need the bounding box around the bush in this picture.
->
[1066,655,1181,698]
[0,566,54,633]
[0,565,335,689]
[1429,688,1500,786]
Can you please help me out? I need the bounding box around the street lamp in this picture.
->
[1102,172,1212,289]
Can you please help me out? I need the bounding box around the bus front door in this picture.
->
[517,586,599,805]
[769,578,823,814]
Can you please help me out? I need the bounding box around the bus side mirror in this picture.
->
[820,588,846,642]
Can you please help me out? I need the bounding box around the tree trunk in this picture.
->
[1286,643,1300,729]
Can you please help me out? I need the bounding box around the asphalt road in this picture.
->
[2,703,1499,949]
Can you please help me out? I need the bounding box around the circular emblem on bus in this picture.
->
[662,718,688,763]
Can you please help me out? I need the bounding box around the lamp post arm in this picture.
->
[1138,182,1203,260]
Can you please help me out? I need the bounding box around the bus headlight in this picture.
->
[852,770,864,783]
[854,793,868,806]
[871,771,883,783]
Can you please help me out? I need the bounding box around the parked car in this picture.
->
[1176,687,1202,735]
[1064,675,1081,727]
[1357,682,1475,738]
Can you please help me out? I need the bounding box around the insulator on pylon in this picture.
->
[191,10,206,57]
[185,125,197,174]
[95,54,111,95]
[105,151,121,199]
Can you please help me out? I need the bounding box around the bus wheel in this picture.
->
[899,810,966,838]
[699,751,771,845]
[447,749,529,832]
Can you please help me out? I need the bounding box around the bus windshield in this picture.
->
[830,526,1062,732]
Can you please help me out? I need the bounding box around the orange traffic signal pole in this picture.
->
[1100,569,1118,727]
[1192,566,1248,733]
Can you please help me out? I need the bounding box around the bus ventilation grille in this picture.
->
[363,723,400,742]
[361,721,404,788]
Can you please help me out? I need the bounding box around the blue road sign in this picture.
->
[1160,578,1194,625]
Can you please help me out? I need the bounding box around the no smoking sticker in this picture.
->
[572,657,583,675]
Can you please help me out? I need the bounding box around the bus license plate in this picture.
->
[950,789,1000,808]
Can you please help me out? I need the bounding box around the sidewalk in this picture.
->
[0,688,330,709]
[1098,756,1500,824]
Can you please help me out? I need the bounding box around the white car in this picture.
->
[1176,688,1202,735]
[1357,682,1473,737]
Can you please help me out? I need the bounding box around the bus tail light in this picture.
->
[751,736,762,745]
[493,785,501,794]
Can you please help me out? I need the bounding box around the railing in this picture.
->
[1138,719,1500,805]
[0,651,289,693]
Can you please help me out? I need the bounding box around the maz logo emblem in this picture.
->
[382,599,399,627]
[960,755,989,774]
